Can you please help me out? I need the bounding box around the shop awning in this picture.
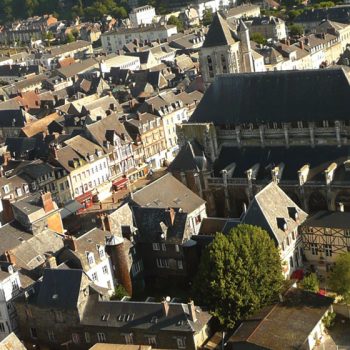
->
[76,191,92,202]
[60,200,84,219]
[113,177,128,188]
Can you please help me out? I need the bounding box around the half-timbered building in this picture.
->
[300,208,350,272]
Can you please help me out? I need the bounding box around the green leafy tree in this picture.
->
[111,284,129,300]
[289,24,304,37]
[193,224,283,329]
[167,15,184,31]
[300,273,319,293]
[251,32,267,45]
[329,253,350,303]
[66,32,75,43]
[202,9,213,26]
[43,30,54,46]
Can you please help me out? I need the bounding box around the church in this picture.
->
[170,67,350,217]
[199,12,265,86]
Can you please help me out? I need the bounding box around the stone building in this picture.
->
[171,67,350,217]
[15,268,213,350]
[199,13,257,86]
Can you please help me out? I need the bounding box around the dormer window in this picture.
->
[87,252,95,266]
[98,246,105,259]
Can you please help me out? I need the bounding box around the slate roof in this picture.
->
[189,68,350,124]
[168,140,209,172]
[213,146,350,181]
[228,288,333,350]
[36,268,84,309]
[202,12,236,48]
[132,207,190,244]
[295,5,350,24]
[82,296,212,334]
[242,182,307,244]
[131,173,206,214]
[303,210,350,229]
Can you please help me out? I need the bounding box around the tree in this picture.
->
[167,15,184,31]
[66,32,75,43]
[289,24,304,37]
[111,284,129,300]
[202,9,213,26]
[193,224,283,329]
[329,253,350,302]
[43,31,54,46]
[251,32,267,45]
[300,273,319,293]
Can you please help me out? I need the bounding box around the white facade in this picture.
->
[129,5,156,27]
[280,228,303,278]
[0,267,21,341]
[189,203,208,234]
[85,247,115,292]
[101,25,178,52]
[99,55,141,73]
[196,0,234,19]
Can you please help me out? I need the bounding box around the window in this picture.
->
[72,333,80,344]
[161,243,166,251]
[0,323,5,333]
[97,332,106,343]
[87,253,95,266]
[146,335,157,346]
[175,244,180,253]
[54,310,64,323]
[91,272,98,281]
[102,265,108,275]
[176,337,186,349]
[48,330,55,342]
[30,327,38,339]
[152,243,160,251]
[195,215,201,224]
[345,229,350,237]
[156,258,169,268]
[289,256,294,268]
[11,279,19,291]
[85,332,91,343]
[3,185,10,194]
[124,333,134,344]
[99,247,105,259]
[325,244,332,257]
[131,260,143,276]
[177,260,183,270]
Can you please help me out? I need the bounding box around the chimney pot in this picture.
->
[188,300,197,322]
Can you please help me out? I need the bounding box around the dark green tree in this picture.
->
[167,15,184,31]
[193,224,283,329]
[329,253,350,302]
[289,24,304,37]
[66,32,75,43]
[111,284,129,300]
[202,8,213,26]
[300,273,319,293]
[250,32,267,45]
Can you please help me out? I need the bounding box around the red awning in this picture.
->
[76,191,92,202]
[113,177,128,188]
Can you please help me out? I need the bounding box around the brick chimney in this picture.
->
[5,250,16,265]
[188,300,197,322]
[167,207,175,226]
[2,151,11,166]
[162,298,169,317]
[1,199,14,224]
[64,236,78,251]
[50,145,58,160]
[41,192,54,213]
[46,255,57,269]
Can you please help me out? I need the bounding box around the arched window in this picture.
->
[207,55,214,78]
[221,54,227,73]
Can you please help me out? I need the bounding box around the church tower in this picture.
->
[237,19,254,73]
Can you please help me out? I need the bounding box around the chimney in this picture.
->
[64,236,77,252]
[188,300,197,322]
[0,166,3,177]
[299,41,304,50]
[41,192,54,213]
[162,298,169,317]
[167,207,175,226]
[46,255,57,269]
[50,145,58,160]
[5,250,16,265]
[2,199,14,224]
[2,151,11,166]
[337,202,344,212]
